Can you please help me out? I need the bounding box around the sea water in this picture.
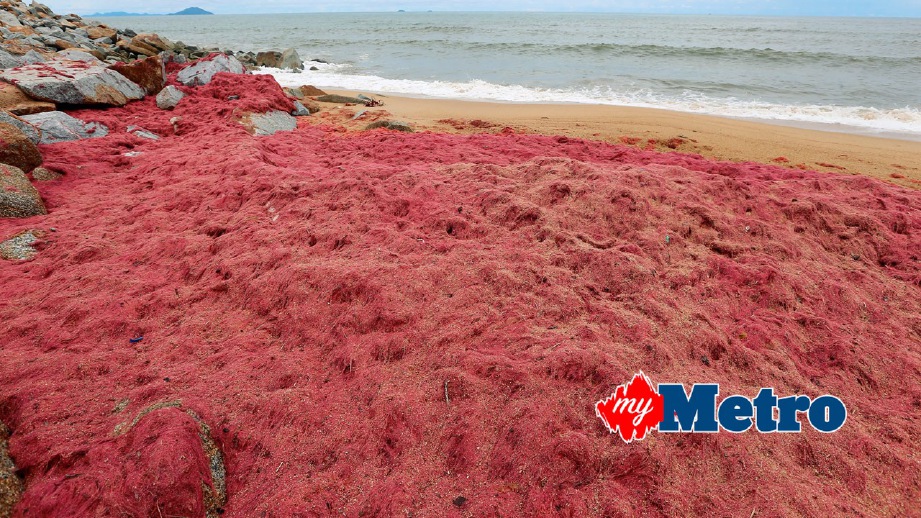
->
[96,12,921,138]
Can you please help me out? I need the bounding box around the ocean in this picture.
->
[96,12,921,139]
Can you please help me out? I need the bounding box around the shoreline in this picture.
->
[313,86,921,143]
[306,87,921,189]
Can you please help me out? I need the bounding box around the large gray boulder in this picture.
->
[176,54,245,87]
[291,101,311,117]
[279,48,303,71]
[0,49,21,69]
[0,59,145,106]
[316,94,368,105]
[256,49,303,71]
[155,85,185,110]
[239,110,297,136]
[21,50,46,65]
[54,49,103,64]
[20,111,109,144]
[0,11,22,27]
[0,164,46,218]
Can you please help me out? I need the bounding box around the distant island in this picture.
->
[90,7,213,17]
[169,7,213,15]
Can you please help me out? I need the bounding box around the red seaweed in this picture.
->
[0,71,920,516]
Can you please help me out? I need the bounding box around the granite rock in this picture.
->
[155,85,185,110]
[0,82,56,115]
[0,163,45,218]
[0,59,145,106]
[20,111,108,144]
[239,110,297,136]
[0,229,42,260]
[176,53,246,86]
[0,48,22,68]
[291,100,311,116]
[0,121,42,171]
[316,94,368,105]
[279,48,303,71]
[255,51,281,68]
[110,54,165,95]
[0,111,41,143]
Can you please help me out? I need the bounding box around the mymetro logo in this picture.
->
[595,371,847,443]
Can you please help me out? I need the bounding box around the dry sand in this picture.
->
[319,90,921,189]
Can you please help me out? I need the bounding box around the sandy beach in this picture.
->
[314,90,921,188]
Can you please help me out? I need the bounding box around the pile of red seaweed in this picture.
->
[0,72,919,516]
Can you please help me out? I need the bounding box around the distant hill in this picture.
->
[89,7,213,17]
[169,7,213,15]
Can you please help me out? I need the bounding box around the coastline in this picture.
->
[2,3,921,515]
[311,88,921,189]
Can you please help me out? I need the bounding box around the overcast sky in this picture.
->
[40,0,921,17]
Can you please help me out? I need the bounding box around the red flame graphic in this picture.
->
[595,371,664,443]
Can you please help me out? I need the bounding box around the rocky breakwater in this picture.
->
[0,0,313,262]
[0,1,231,65]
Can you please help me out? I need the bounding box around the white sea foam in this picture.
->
[259,66,921,139]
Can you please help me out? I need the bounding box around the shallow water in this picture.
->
[97,12,921,137]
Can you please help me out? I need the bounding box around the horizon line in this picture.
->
[82,10,921,19]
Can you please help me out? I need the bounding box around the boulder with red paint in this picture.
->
[110,55,166,95]
[0,59,145,106]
